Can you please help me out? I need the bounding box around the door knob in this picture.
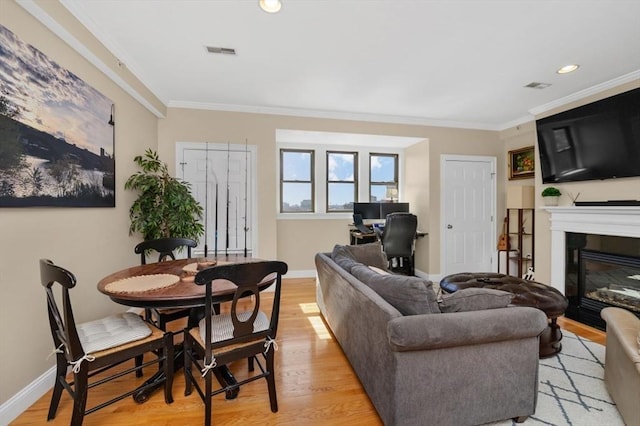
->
[447,224,453,229]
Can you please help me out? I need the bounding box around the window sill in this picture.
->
[277,212,353,220]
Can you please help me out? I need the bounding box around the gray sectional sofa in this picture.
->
[315,243,548,426]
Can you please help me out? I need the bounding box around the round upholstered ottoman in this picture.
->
[440,272,569,358]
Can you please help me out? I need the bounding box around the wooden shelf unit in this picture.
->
[499,208,535,277]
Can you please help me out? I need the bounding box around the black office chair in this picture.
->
[375,212,418,275]
[184,261,288,425]
[40,259,174,425]
[134,238,198,330]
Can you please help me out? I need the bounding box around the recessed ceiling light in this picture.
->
[557,64,580,74]
[259,0,281,13]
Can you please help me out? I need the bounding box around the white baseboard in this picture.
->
[284,269,316,279]
[0,365,55,425]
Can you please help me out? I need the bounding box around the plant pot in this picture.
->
[543,196,559,206]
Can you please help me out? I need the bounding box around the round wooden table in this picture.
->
[98,256,261,311]
[97,255,261,402]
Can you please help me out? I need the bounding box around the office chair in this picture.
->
[375,212,417,275]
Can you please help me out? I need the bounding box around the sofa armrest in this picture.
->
[601,307,640,365]
[387,306,547,352]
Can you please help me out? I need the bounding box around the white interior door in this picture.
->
[441,155,496,276]
[177,142,256,257]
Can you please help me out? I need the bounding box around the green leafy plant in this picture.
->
[541,187,561,197]
[125,149,204,241]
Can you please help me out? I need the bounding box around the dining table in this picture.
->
[97,255,264,402]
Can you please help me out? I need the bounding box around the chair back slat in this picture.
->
[134,237,197,265]
[230,285,261,337]
[40,259,85,362]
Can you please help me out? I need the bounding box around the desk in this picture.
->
[98,255,260,402]
[349,227,428,245]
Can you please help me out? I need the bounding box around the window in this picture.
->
[326,151,357,212]
[370,153,398,201]
[280,149,314,212]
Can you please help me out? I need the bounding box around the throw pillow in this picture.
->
[343,242,388,270]
[331,244,360,273]
[351,264,440,315]
[439,288,514,313]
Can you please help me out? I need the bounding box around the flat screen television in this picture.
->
[536,87,640,184]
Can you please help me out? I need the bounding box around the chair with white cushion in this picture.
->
[40,259,174,426]
[183,260,288,425]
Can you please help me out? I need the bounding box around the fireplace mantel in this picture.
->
[545,206,640,294]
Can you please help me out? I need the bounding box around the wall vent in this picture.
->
[206,46,237,55]
[524,82,551,89]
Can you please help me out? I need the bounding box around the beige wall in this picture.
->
[499,79,640,287]
[158,109,503,273]
[0,1,161,405]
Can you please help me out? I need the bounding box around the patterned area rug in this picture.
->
[489,331,624,426]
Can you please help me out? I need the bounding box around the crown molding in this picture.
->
[17,0,165,118]
[528,70,640,118]
[496,114,536,131]
[167,100,501,131]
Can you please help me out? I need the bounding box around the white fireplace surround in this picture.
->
[546,206,640,295]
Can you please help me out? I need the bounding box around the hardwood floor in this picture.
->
[12,278,605,425]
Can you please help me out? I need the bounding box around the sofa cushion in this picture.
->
[332,242,388,271]
[439,288,514,313]
[351,264,440,315]
[331,244,361,272]
[368,265,390,275]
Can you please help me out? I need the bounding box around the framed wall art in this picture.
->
[508,146,535,180]
[0,24,115,207]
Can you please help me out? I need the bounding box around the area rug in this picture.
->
[488,331,624,426]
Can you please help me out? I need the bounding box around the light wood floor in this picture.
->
[12,278,605,426]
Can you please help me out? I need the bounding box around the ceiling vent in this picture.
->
[206,46,236,55]
[524,82,551,89]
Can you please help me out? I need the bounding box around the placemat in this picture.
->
[183,260,218,275]
[104,274,181,294]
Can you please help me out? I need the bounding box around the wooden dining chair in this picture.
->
[184,260,288,425]
[40,259,174,426]
[134,237,198,330]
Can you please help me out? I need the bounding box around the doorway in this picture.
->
[440,155,496,276]
[176,142,257,257]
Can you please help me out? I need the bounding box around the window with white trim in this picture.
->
[370,153,398,201]
[280,149,314,212]
[326,151,357,212]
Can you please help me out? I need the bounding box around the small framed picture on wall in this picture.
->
[508,146,535,180]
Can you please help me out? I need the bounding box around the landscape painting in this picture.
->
[0,24,115,207]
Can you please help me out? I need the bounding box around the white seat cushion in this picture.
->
[199,311,269,344]
[77,312,152,354]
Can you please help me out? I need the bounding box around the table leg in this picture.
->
[132,344,239,402]
[539,317,563,358]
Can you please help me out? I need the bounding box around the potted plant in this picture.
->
[125,149,204,242]
[541,186,561,206]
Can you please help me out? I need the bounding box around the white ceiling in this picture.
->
[54,0,640,130]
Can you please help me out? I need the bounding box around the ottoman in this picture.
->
[440,272,569,358]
